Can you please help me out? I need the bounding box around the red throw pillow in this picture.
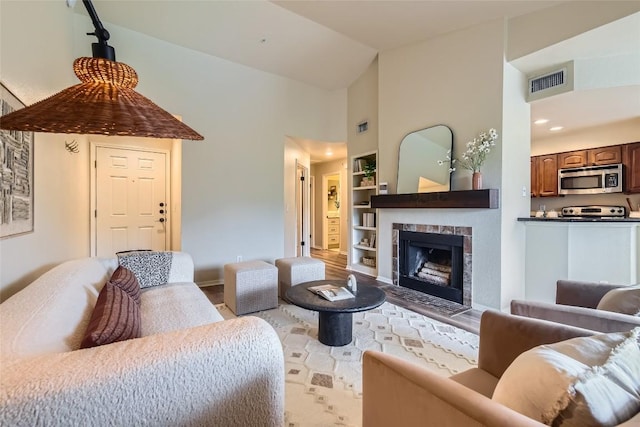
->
[81,282,141,349]
[110,265,141,305]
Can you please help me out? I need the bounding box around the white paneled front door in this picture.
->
[95,146,168,257]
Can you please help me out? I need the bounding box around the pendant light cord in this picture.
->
[82,0,116,60]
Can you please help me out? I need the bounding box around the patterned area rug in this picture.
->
[216,302,479,427]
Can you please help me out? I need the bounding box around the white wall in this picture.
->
[500,62,532,308]
[107,26,341,284]
[376,20,508,310]
[0,2,83,300]
[0,1,344,297]
[507,1,640,61]
[347,58,379,158]
[354,1,640,311]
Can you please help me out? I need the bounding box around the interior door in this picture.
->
[296,162,310,257]
[95,146,168,257]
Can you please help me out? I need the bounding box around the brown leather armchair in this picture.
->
[511,280,640,333]
[362,310,597,427]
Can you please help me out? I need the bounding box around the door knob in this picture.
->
[159,202,165,207]
[159,209,165,214]
[159,218,165,223]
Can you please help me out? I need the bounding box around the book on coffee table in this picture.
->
[308,284,354,301]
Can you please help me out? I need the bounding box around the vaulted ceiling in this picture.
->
[82,1,639,161]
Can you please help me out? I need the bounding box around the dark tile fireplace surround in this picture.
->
[392,223,472,308]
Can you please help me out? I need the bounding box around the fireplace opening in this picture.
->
[399,230,464,304]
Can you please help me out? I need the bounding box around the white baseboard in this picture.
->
[376,275,393,285]
[471,302,492,313]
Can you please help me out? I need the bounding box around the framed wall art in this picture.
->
[1,83,34,238]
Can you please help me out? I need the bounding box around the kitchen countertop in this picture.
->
[518,217,640,222]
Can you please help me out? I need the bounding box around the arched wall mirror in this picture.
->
[397,125,453,193]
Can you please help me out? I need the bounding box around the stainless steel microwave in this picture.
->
[558,163,623,195]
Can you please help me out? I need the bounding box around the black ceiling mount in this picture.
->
[83,0,116,61]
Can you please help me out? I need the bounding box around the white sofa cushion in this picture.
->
[140,282,223,336]
[0,257,117,360]
[492,328,640,426]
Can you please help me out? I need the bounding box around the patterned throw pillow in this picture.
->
[109,265,141,304]
[117,251,173,289]
[80,282,141,349]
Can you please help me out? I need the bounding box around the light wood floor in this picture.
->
[201,249,481,334]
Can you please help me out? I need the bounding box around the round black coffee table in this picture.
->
[285,280,386,346]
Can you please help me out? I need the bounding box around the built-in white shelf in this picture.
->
[353,244,377,252]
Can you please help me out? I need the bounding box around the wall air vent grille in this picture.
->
[526,61,574,102]
[530,69,565,94]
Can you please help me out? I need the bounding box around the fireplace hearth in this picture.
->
[393,223,472,308]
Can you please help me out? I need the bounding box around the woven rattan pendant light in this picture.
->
[0,0,203,141]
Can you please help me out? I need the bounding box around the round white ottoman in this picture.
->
[224,260,278,315]
[275,257,325,300]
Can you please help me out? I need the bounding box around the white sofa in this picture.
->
[0,253,285,426]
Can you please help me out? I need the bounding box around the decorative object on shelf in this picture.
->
[0,0,202,140]
[362,160,376,187]
[472,172,483,190]
[1,83,34,239]
[362,257,376,267]
[439,128,498,189]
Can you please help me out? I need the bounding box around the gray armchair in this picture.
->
[511,280,640,333]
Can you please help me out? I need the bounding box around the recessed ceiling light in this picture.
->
[534,119,549,125]
[550,126,564,131]
[326,150,333,156]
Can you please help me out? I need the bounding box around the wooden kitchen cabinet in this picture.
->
[558,146,622,169]
[531,154,558,197]
[624,142,640,193]
[588,145,622,165]
[538,154,558,196]
[530,156,539,197]
[558,150,587,169]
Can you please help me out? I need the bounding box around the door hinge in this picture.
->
[94,210,97,218]
[94,160,97,168]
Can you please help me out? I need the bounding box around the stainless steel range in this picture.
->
[561,205,626,218]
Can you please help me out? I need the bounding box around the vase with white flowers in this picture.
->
[438,128,498,190]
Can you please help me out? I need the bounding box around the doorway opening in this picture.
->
[322,171,341,252]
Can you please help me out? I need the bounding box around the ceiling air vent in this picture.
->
[527,61,574,102]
